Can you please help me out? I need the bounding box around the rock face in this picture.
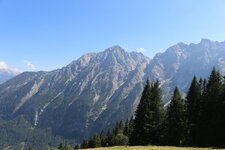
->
[147,39,225,94]
[0,46,150,140]
[0,39,225,141]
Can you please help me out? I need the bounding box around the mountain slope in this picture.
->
[0,39,225,144]
[147,39,225,93]
[0,115,62,150]
[0,46,150,141]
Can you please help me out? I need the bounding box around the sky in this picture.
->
[0,0,225,72]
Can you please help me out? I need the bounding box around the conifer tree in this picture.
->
[128,116,134,138]
[105,130,113,146]
[146,80,166,145]
[113,121,124,135]
[186,76,201,145]
[202,79,207,94]
[124,117,134,144]
[111,120,128,146]
[166,87,187,146]
[99,130,106,147]
[88,134,102,148]
[74,144,80,150]
[130,80,152,145]
[130,80,165,145]
[198,67,223,146]
[217,80,225,146]
[123,119,129,136]
[112,133,129,146]
[81,139,88,149]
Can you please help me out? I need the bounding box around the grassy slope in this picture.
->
[82,146,224,150]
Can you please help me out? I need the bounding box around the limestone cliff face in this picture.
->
[0,39,225,141]
[0,46,150,140]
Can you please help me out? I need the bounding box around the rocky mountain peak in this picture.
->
[1,39,225,145]
[200,38,213,44]
[199,39,215,48]
[104,45,125,53]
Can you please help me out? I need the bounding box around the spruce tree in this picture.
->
[123,119,129,136]
[130,80,152,145]
[74,144,80,150]
[105,130,113,146]
[128,116,134,138]
[186,76,201,145]
[217,80,225,146]
[88,134,101,148]
[130,80,165,145]
[146,80,166,145]
[124,116,134,144]
[166,87,187,146]
[112,133,129,146]
[198,67,223,146]
[99,130,106,147]
[81,139,88,149]
[113,121,124,135]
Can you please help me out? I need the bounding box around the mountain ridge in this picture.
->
[0,39,225,145]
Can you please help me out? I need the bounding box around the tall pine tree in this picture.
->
[186,76,201,145]
[166,87,187,146]
[217,77,225,147]
[130,80,165,145]
[146,80,165,145]
[130,80,152,145]
[198,67,223,146]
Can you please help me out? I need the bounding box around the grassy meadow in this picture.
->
[82,146,225,150]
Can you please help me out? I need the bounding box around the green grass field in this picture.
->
[82,146,225,150]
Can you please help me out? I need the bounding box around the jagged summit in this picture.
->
[200,38,213,44]
[67,45,149,72]
[177,42,187,47]
[104,45,125,52]
[0,39,225,144]
[103,45,127,58]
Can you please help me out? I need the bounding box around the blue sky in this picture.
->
[0,0,225,71]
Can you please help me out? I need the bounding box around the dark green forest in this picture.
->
[0,115,63,150]
[75,67,225,149]
[0,115,78,150]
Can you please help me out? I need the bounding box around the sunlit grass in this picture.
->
[82,146,224,150]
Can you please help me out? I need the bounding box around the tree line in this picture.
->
[133,67,225,147]
[80,118,134,149]
[28,67,225,149]
[77,67,225,149]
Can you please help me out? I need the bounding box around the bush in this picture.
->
[112,134,129,146]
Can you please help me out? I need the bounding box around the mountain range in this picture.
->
[0,39,225,149]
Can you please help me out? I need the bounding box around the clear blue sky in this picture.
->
[1,0,225,71]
